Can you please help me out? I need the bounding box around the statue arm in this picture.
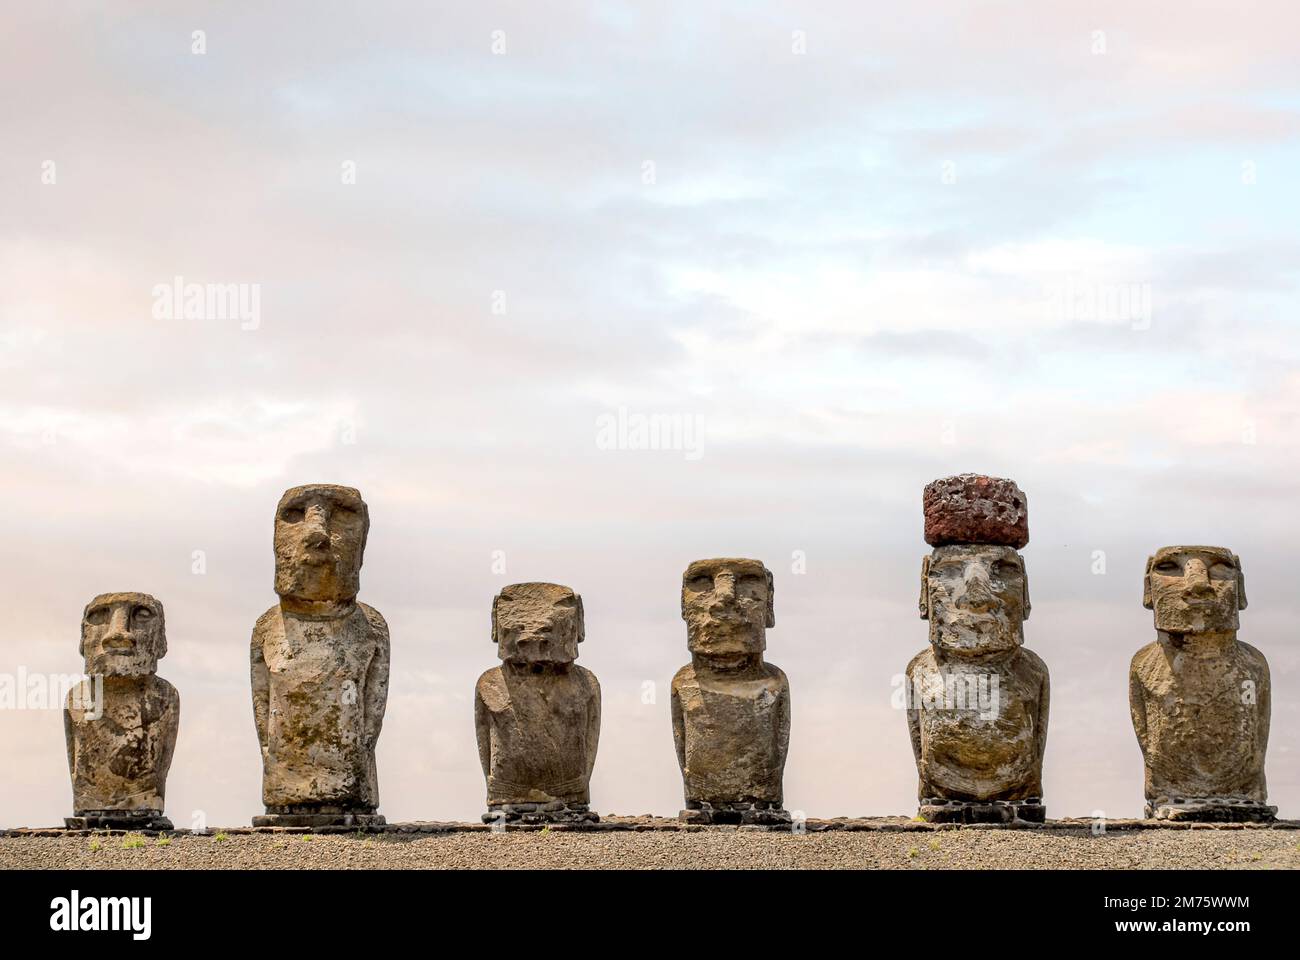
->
[157,682,180,788]
[1036,668,1050,766]
[904,667,922,766]
[670,678,686,773]
[63,694,76,780]
[1256,656,1271,757]
[363,613,391,748]
[250,627,270,756]
[1128,662,1147,756]
[776,673,791,772]
[473,683,491,780]
[585,671,601,781]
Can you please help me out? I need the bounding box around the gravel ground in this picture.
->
[3,828,1299,869]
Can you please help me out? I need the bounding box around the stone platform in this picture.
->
[5,814,1299,837]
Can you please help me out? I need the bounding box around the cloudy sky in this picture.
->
[2,1,1298,829]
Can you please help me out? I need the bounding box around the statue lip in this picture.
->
[700,610,749,623]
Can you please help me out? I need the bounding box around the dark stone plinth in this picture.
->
[1148,799,1278,823]
[66,811,173,831]
[679,801,792,826]
[253,809,386,828]
[483,802,599,824]
[919,798,1045,825]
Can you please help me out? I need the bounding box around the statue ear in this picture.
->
[764,569,775,628]
[575,593,586,643]
[1020,560,1031,621]
[1142,556,1155,609]
[918,556,930,620]
[1235,555,1247,610]
[155,607,167,660]
[491,593,501,645]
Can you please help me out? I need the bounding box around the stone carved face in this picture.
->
[681,558,773,657]
[273,484,369,604]
[493,582,584,665]
[920,545,1029,654]
[80,592,165,677]
[1143,545,1244,634]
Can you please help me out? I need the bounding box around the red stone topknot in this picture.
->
[923,473,1028,548]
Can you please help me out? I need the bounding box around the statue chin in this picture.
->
[932,623,1022,655]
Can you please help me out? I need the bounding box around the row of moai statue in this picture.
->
[62,476,1276,830]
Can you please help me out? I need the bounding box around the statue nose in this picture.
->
[1185,559,1215,593]
[103,607,135,647]
[961,573,997,611]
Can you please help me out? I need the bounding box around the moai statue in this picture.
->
[671,558,791,825]
[250,484,390,827]
[475,582,601,824]
[905,474,1049,824]
[65,592,179,830]
[1130,546,1274,822]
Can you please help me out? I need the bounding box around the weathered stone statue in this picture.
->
[905,474,1049,823]
[250,484,390,827]
[65,592,179,830]
[1130,546,1274,822]
[475,582,601,823]
[671,558,791,825]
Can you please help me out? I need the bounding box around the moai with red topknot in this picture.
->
[905,474,1049,823]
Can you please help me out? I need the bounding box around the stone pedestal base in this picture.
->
[679,802,792,826]
[1147,798,1277,823]
[253,808,386,828]
[66,811,173,831]
[483,802,598,824]
[919,798,1045,824]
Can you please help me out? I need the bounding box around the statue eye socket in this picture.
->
[1209,563,1235,579]
[992,561,1016,577]
[133,607,154,622]
[1154,561,1180,574]
[687,576,713,593]
[335,504,359,517]
[281,507,305,523]
[85,608,109,625]
[738,575,765,595]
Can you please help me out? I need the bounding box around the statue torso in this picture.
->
[673,662,789,804]
[477,665,599,803]
[907,647,1047,801]
[1131,639,1268,801]
[66,676,178,812]
[256,604,385,807]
